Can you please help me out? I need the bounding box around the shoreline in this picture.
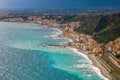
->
[0,21,113,80]
[53,27,113,80]
[72,48,111,80]
[47,25,112,80]
[69,47,109,80]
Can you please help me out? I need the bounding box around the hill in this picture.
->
[72,13,120,44]
[94,13,120,43]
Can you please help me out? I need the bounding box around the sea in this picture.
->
[0,22,108,80]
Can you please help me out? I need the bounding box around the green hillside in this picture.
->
[73,13,120,44]
[94,13,120,43]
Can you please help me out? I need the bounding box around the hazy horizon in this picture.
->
[0,0,120,9]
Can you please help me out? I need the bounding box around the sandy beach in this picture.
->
[77,49,112,80]
[0,21,113,80]
[56,27,113,80]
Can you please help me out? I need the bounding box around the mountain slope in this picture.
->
[74,13,120,43]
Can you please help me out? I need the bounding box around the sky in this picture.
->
[0,0,120,9]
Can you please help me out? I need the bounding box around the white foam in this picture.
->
[43,36,49,38]
[52,34,61,37]
[77,60,86,63]
[52,37,60,40]
[43,28,72,45]
[52,28,62,36]
[43,35,58,38]
[43,29,62,38]
[65,38,73,42]
[87,75,92,77]
[92,66,109,80]
[52,28,73,43]
[52,28,62,34]
[75,64,87,68]
[69,48,109,80]
[69,48,92,63]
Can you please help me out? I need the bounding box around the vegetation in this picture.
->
[94,13,120,43]
[0,12,120,44]
[68,13,120,44]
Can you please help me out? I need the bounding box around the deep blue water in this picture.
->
[0,22,106,80]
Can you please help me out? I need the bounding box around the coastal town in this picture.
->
[1,15,119,55]
[0,0,120,79]
[0,15,103,54]
[0,13,120,80]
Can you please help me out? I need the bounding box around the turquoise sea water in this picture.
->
[0,22,107,80]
